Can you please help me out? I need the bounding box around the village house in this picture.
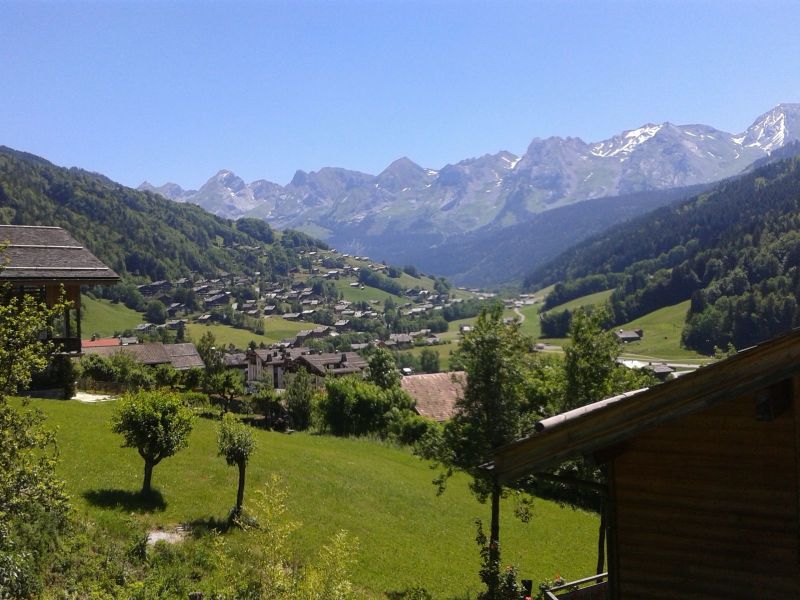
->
[294,351,368,382]
[489,328,800,599]
[614,328,643,343]
[0,224,119,353]
[83,342,205,371]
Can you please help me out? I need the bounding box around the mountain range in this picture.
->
[140,103,800,285]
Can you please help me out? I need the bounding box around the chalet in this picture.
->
[137,280,171,296]
[388,333,414,348]
[246,346,312,388]
[400,371,465,422]
[294,351,368,380]
[222,352,248,377]
[614,328,643,343]
[204,292,228,307]
[83,342,205,371]
[489,328,800,599]
[0,225,119,353]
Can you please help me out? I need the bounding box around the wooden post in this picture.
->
[793,377,800,563]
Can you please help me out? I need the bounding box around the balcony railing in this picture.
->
[542,573,608,600]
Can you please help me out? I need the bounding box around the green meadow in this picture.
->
[81,294,144,337]
[26,397,599,598]
[186,318,309,347]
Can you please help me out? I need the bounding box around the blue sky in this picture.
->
[2,0,799,189]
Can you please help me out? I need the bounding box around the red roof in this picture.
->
[81,337,121,348]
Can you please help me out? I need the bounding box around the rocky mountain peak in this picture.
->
[738,103,800,153]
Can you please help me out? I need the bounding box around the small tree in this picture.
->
[419,304,529,599]
[111,390,194,494]
[205,369,244,413]
[217,413,255,517]
[0,284,70,594]
[367,347,401,389]
[285,367,313,430]
[420,348,440,373]
[144,300,167,325]
[197,330,223,374]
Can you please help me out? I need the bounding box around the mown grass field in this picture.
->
[616,300,709,362]
[81,295,144,337]
[186,318,309,348]
[333,279,400,305]
[26,398,599,598]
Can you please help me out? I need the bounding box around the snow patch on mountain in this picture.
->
[591,124,663,158]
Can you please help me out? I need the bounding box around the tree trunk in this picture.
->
[236,462,246,514]
[596,498,607,574]
[489,479,502,598]
[142,460,154,495]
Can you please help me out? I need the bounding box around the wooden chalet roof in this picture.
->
[401,371,465,422]
[164,343,205,370]
[489,327,800,484]
[296,351,368,376]
[0,225,119,283]
[83,342,204,371]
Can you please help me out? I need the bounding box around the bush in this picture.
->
[386,409,439,446]
[318,377,414,437]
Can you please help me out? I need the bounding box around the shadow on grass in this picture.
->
[83,488,167,512]
[186,515,234,537]
[187,509,259,538]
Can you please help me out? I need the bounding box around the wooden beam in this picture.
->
[794,377,800,563]
[493,328,800,483]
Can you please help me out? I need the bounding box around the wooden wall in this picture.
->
[610,383,800,599]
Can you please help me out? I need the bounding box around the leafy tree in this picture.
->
[144,299,167,324]
[285,367,314,430]
[419,348,440,373]
[111,390,194,494]
[319,376,413,437]
[205,369,244,413]
[367,347,401,389]
[419,304,529,599]
[196,330,223,374]
[0,284,69,595]
[217,414,256,517]
[562,307,620,411]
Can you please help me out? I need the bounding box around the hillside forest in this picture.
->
[527,153,800,354]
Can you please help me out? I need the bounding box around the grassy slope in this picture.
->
[616,300,708,362]
[32,399,598,597]
[81,295,143,337]
[333,279,400,305]
[186,318,309,348]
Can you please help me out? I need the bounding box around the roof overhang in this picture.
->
[489,328,800,484]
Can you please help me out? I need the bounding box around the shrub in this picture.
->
[386,409,439,446]
[318,377,415,437]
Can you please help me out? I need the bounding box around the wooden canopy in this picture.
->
[489,327,800,484]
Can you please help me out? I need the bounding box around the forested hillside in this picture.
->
[0,147,325,282]
[525,152,800,353]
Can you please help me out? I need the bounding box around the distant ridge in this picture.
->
[140,104,800,286]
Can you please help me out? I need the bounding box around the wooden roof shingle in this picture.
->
[0,225,118,282]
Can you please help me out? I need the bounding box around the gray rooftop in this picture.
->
[0,225,119,282]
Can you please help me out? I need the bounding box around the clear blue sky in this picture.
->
[2,0,799,189]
